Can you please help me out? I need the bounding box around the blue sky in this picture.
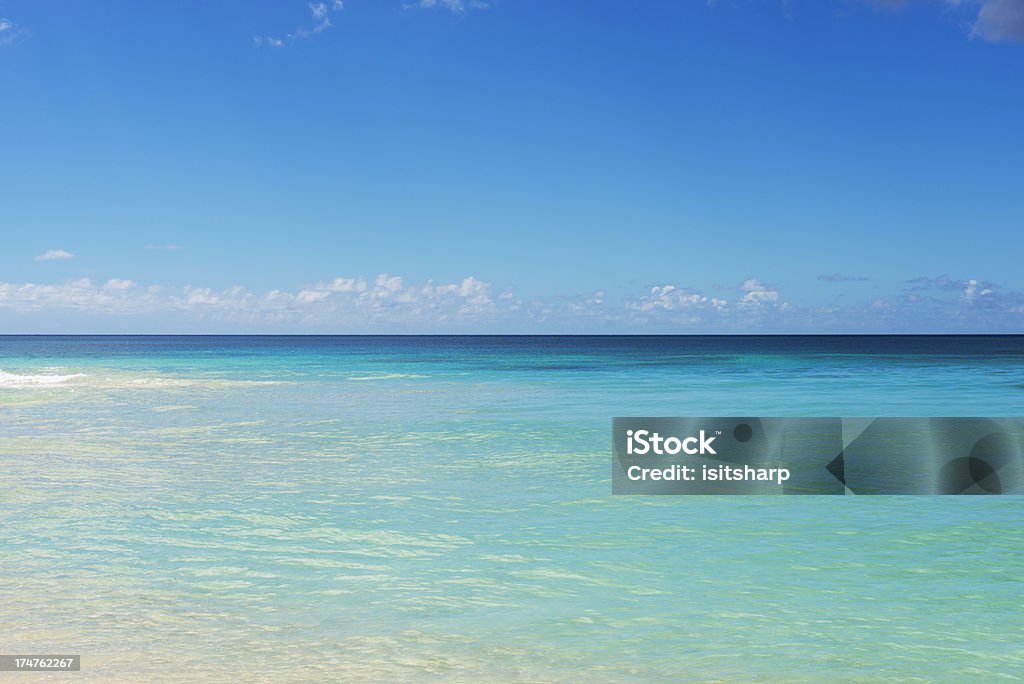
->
[2,0,1023,332]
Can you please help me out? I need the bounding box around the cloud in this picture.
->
[324,276,367,293]
[859,0,1024,43]
[1,272,1022,332]
[629,285,727,314]
[144,243,184,251]
[739,278,780,305]
[818,273,869,282]
[627,279,781,317]
[255,0,343,48]
[907,274,957,288]
[961,278,995,304]
[296,289,331,304]
[34,249,75,261]
[971,0,1024,42]
[906,274,999,292]
[254,35,285,48]
[0,17,26,46]
[625,278,788,319]
[0,273,501,326]
[906,275,996,306]
[0,278,159,315]
[413,0,462,11]
[407,0,490,13]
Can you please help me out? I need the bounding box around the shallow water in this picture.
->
[2,336,1023,681]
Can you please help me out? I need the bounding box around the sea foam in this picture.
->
[0,369,87,388]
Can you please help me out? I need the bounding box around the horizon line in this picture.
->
[2,333,1023,338]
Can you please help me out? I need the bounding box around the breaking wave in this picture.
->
[0,369,88,388]
[0,369,283,390]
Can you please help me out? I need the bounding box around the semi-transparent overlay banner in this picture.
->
[612,417,1024,495]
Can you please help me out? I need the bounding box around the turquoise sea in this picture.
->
[2,336,1023,682]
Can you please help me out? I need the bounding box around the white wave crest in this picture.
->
[348,373,428,381]
[0,369,88,388]
[1,368,286,391]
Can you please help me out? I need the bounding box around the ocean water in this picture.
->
[1,335,1023,682]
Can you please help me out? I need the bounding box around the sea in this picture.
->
[2,335,1022,682]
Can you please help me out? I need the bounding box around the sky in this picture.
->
[1,0,1023,333]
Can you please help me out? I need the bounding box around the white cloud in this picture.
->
[34,249,75,261]
[144,243,183,251]
[624,285,729,330]
[408,0,490,13]
[739,278,780,305]
[961,278,994,304]
[254,35,285,48]
[1,272,1022,332]
[375,273,403,294]
[296,289,331,304]
[415,0,461,11]
[0,17,25,46]
[326,277,367,293]
[0,278,157,314]
[624,279,785,327]
[0,273,504,326]
[964,278,979,304]
[256,0,344,48]
[183,287,221,307]
[630,285,724,312]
